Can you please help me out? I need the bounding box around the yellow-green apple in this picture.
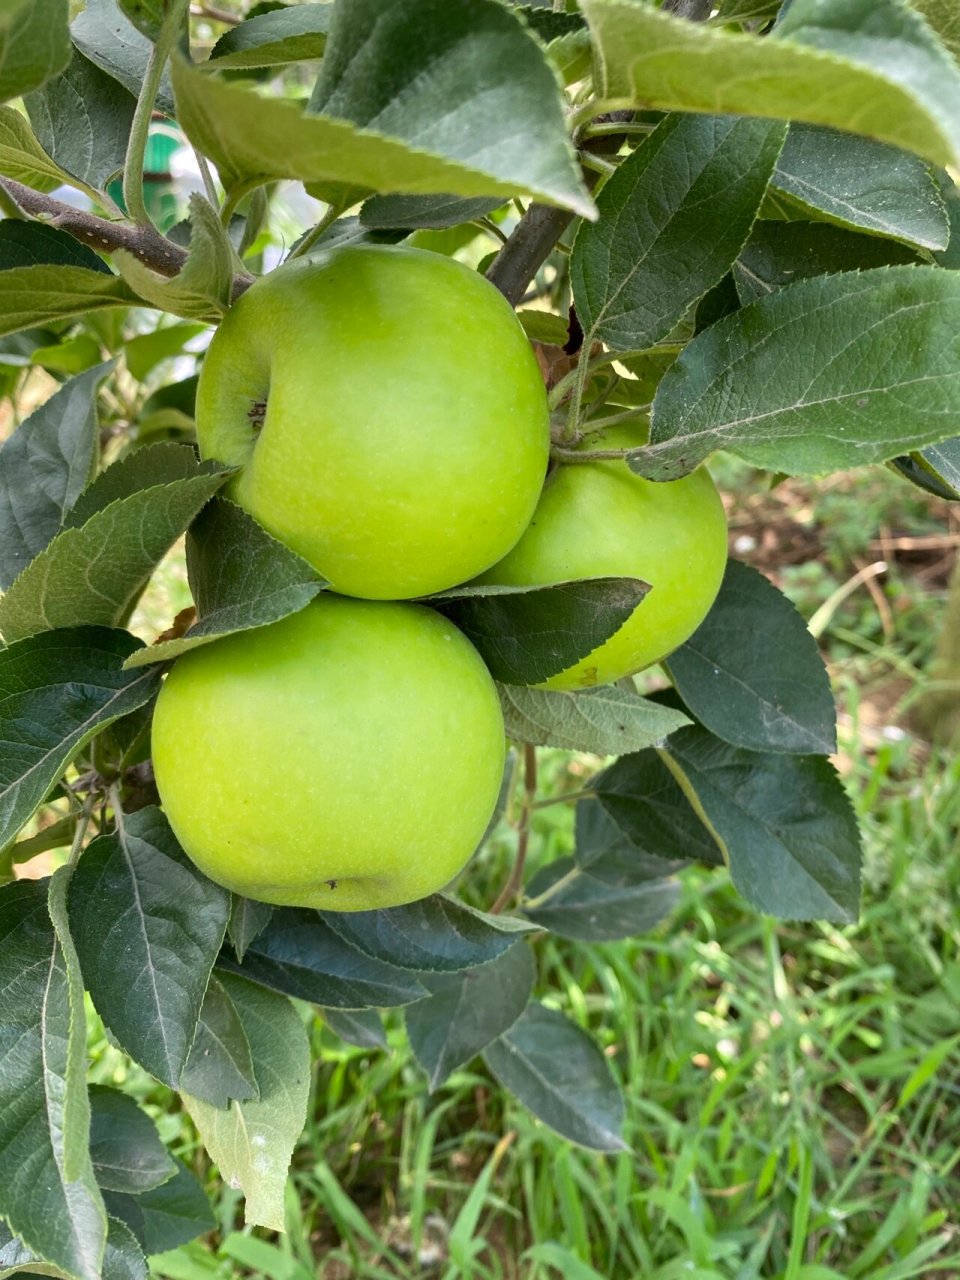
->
[151,595,505,910]
[195,245,549,599]
[475,423,727,689]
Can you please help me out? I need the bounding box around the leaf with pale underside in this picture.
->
[209,4,331,68]
[0,105,72,192]
[498,682,690,755]
[0,264,138,338]
[72,0,175,116]
[638,266,960,481]
[0,0,71,105]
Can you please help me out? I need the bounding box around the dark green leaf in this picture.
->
[522,853,680,941]
[483,1002,627,1151]
[25,49,137,189]
[770,124,948,250]
[89,1086,177,1195]
[179,974,259,1109]
[124,321,206,383]
[434,578,648,686]
[322,1007,387,1050]
[63,441,207,527]
[593,749,723,868]
[124,497,325,668]
[933,169,960,269]
[69,806,232,1087]
[406,943,536,1091]
[574,794,685,879]
[183,973,310,1232]
[227,894,273,963]
[102,1160,214,1257]
[0,628,161,853]
[72,0,176,116]
[641,266,960,481]
[0,0,70,105]
[733,220,919,303]
[891,438,960,500]
[0,452,229,644]
[0,222,111,273]
[0,878,106,1279]
[666,559,836,755]
[664,725,862,921]
[571,113,785,351]
[0,361,111,590]
[717,0,782,20]
[581,0,960,170]
[360,193,503,231]
[209,4,331,67]
[0,1214,144,1280]
[218,908,428,1008]
[0,264,137,338]
[118,0,166,40]
[321,896,535,974]
[498,682,690,755]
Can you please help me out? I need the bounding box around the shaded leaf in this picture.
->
[322,1007,387,1050]
[666,559,836,754]
[102,1160,214,1257]
[522,854,680,942]
[321,896,535,974]
[771,123,948,250]
[184,973,310,1232]
[124,497,325,668]
[72,0,176,116]
[0,105,71,192]
[0,877,106,1280]
[664,724,862,921]
[227,894,273,963]
[89,1086,177,1195]
[179,974,259,1109]
[640,266,960,481]
[571,113,785,351]
[0,628,161,853]
[483,1002,626,1151]
[360,193,502,231]
[498,682,690,755]
[209,4,331,67]
[891,438,960,500]
[63,441,207,527]
[0,264,138,339]
[124,321,205,383]
[218,908,428,1008]
[69,806,232,1087]
[0,221,111,273]
[0,0,71,105]
[0,361,111,590]
[406,943,536,1091]
[434,577,648,686]
[25,49,137,190]
[0,1214,144,1280]
[0,452,229,643]
[580,0,960,170]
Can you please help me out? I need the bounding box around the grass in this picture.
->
[98,463,960,1277]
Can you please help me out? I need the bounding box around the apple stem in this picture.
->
[490,743,537,914]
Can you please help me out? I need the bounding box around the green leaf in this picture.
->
[933,168,960,269]
[227,894,273,963]
[498,682,690,755]
[0,222,111,273]
[0,628,161,854]
[172,16,591,215]
[522,853,680,942]
[183,973,310,1232]
[893,436,960,499]
[0,1214,144,1280]
[123,497,326,668]
[320,896,535,974]
[0,0,71,105]
[406,943,536,1091]
[641,266,960,481]
[434,578,649,686]
[483,1002,627,1152]
[26,49,138,190]
[0,361,111,590]
[360,193,502,231]
[911,0,960,61]
[663,725,862,921]
[0,451,229,644]
[72,0,176,117]
[118,0,166,40]
[63,441,208,527]
[321,1007,386,1050]
[666,559,836,755]
[0,105,72,191]
[115,195,238,323]
[571,113,785,352]
[209,4,331,68]
[89,1087,177,1195]
[69,806,232,1088]
[102,1160,214,1257]
[580,0,960,170]
[218,908,428,1009]
[733,220,919,304]
[0,878,106,1280]
[31,334,104,377]
[124,321,205,383]
[179,974,259,1109]
[593,749,723,868]
[771,124,948,251]
[0,264,138,339]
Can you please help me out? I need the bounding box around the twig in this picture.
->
[485,202,576,307]
[190,3,241,22]
[490,743,537,914]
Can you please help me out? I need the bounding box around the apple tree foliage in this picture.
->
[1,0,960,1272]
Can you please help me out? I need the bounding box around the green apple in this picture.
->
[475,423,728,689]
[151,595,506,911]
[195,245,550,600]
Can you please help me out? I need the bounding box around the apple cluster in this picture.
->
[152,246,727,911]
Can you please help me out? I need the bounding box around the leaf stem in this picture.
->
[490,743,537,914]
[123,0,188,226]
[285,202,345,261]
